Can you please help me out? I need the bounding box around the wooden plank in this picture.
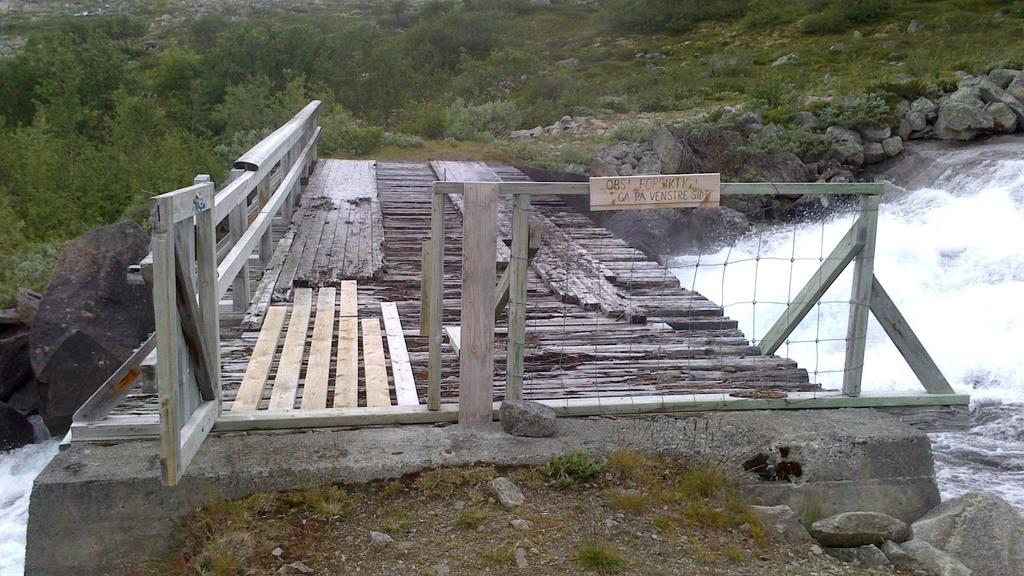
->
[495,220,542,319]
[459,182,498,425]
[241,228,294,330]
[333,317,359,407]
[445,326,461,357]
[506,192,529,400]
[232,306,287,411]
[72,335,155,423]
[361,317,392,407]
[339,280,358,317]
[301,288,336,410]
[432,181,884,198]
[150,199,183,485]
[419,241,432,336]
[589,173,721,211]
[173,233,216,403]
[759,221,864,355]
[428,187,445,411]
[869,276,955,395]
[194,176,220,403]
[380,302,418,406]
[267,288,313,410]
[843,195,879,396]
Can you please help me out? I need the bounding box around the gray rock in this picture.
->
[830,140,864,167]
[16,289,41,325]
[500,400,556,437]
[636,153,662,175]
[490,477,525,509]
[794,111,821,131]
[589,157,618,178]
[826,125,862,145]
[895,99,911,118]
[433,563,451,576]
[510,126,543,142]
[910,492,1024,576]
[881,136,904,157]
[555,57,579,69]
[271,547,284,558]
[651,129,683,173]
[748,505,814,544]
[1007,75,1024,103]
[934,96,993,140]
[988,68,1021,89]
[510,518,532,530]
[907,20,925,33]
[881,540,917,569]
[514,547,528,569]
[959,76,1024,122]
[825,545,890,567]
[987,102,1018,132]
[278,561,314,574]
[852,30,863,38]
[912,96,939,120]
[810,511,908,547]
[0,401,34,451]
[858,125,891,142]
[29,221,155,434]
[369,531,394,546]
[772,53,797,67]
[863,142,886,165]
[900,539,973,576]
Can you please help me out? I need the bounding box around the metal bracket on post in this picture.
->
[842,194,879,397]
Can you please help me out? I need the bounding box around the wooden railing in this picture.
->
[72,101,321,486]
[426,180,960,424]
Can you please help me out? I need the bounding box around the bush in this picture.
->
[444,98,521,141]
[596,95,638,114]
[607,121,659,143]
[319,109,385,156]
[817,93,891,128]
[599,0,748,34]
[800,0,895,35]
[740,126,831,162]
[396,100,447,139]
[0,242,62,307]
[540,451,605,488]
[384,132,425,148]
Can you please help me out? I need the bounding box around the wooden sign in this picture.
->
[589,173,721,211]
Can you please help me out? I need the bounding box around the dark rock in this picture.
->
[825,545,890,567]
[500,400,556,437]
[29,221,154,434]
[0,401,35,451]
[911,491,1024,576]
[794,111,821,131]
[6,379,41,416]
[0,325,33,402]
[810,511,908,547]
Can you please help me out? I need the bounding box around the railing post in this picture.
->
[226,168,251,313]
[257,176,273,266]
[427,185,445,410]
[842,194,880,396]
[194,175,220,402]
[506,192,529,401]
[459,183,498,425]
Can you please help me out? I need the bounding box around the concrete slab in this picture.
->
[26,409,940,575]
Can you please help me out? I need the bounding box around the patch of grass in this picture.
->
[724,545,746,564]
[192,530,255,576]
[381,480,404,499]
[603,489,647,514]
[540,451,605,489]
[414,466,497,497]
[509,467,546,490]
[286,484,355,519]
[606,121,659,143]
[677,464,730,500]
[575,539,625,572]
[455,507,490,530]
[605,449,648,482]
[681,500,732,530]
[652,514,677,537]
[380,509,415,535]
[482,543,517,566]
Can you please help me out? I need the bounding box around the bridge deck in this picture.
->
[104,159,818,421]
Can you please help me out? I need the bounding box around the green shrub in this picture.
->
[596,95,638,114]
[319,109,384,156]
[0,242,62,307]
[817,93,891,128]
[800,0,895,35]
[396,100,447,139]
[384,132,425,148]
[607,121,659,143]
[444,98,521,141]
[740,126,831,162]
[540,451,605,488]
[599,0,748,34]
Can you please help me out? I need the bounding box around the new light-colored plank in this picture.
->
[233,306,287,411]
[333,317,359,407]
[301,288,336,410]
[380,302,418,405]
[268,288,313,410]
[339,280,358,317]
[459,182,498,425]
[361,317,391,407]
[445,325,461,357]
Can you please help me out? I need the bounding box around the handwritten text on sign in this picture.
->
[589,173,721,211]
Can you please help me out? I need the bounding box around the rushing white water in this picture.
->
[0,441,58,576]
[671,153,1024,508]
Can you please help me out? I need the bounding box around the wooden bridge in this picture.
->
[68,102,969,485]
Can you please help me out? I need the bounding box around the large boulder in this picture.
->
[748,505,814,544]
[910,491,1024,576]
[1007,74,1024,103]
[934,91,993,140]
[826,126,865,167]
[898,540,973,576]
[651,128,684,174]
[0,401,35,451]
[29,221,154,434]
[825,545,890,567]
[987,102,1018,133]
[810,511,908,547]
[960,76,1024,123]
[0,324,33,402]
[988,68,1020,89]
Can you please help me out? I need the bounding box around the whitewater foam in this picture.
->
[0,441,58,576]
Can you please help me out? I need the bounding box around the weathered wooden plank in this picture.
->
[268,288,312,410]
[381,302,418,406]
[428,187,445,411]
[869,276,955,395]
[334,317,359,407]
[339,280,358,317]
[843,195,879,396]
[419,241,432,337]
[241,228,294,330]
[232,306,287,411]
[459,182,498,425]
[361,317,391,407]
[301,288,336,410]
[506,192,530,401]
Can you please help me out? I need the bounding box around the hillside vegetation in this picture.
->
[2,0,1023,304]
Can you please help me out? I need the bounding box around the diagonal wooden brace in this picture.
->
[495,220,542,320]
